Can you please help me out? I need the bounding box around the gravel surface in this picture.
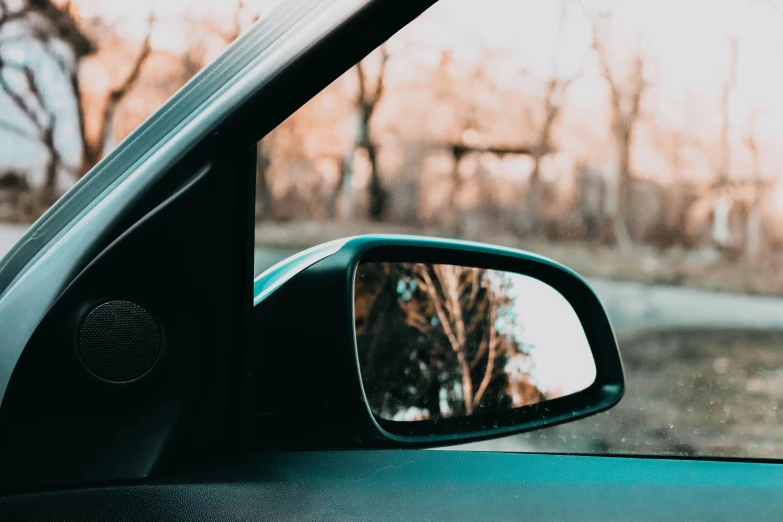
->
[458,329,783,458]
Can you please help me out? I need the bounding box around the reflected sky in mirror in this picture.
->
[506,273,595,397]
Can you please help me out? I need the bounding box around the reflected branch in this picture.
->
[472,304,498,407]
[414,264,474,414]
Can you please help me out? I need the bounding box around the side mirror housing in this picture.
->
[248,235,623,448]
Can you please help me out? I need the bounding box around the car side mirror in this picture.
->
[249,235,623,448]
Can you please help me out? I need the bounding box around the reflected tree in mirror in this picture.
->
[355,262,596,423]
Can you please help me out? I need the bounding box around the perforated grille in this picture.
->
[78,300,161,383]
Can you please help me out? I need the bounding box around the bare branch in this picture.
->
[466,269,480,310]
[717,37,738,183]
[470,334,489,370]
[472,304,498,407]
[355,58,367,108]
[0,61,46,132]
[183,0,247,43]
[88,12,153,164]
[592,30,622,126]
[586,6,649,246]
[0,118,37,140]
[402,309,431,335]
[356,45,390,109]
[414,264,474,413]
[415,266,461,353]
[375,45,389,102]
[534,1,584,163]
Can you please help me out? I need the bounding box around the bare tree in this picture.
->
[434,49,534,231]
[743,110,772,265]
[590,11,649,248]
[648,117,706,247]
[79,0,255,175]
[0,59,60,199]
[76,13,154,173]
[78,0,254,175]
[0,0,93,199]
[410,264,507,415]
[0,0,256,211]
[186,0,255,44]
[707,37,740,247]
[413,264,474,413]
[525,0,582,233]
[352,46,390,221]
[718,38,738,186]
[184,0,275,221]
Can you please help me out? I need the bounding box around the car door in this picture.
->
[1,0,783,520]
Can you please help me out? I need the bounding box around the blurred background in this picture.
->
[5,0,783,458]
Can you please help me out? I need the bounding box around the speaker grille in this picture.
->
[78,300,161,383]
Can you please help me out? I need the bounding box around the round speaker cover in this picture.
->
[78,300,161,383]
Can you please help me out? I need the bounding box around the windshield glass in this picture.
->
[251,0,783,459]
[3,0,783,460]
[0,0,298,293]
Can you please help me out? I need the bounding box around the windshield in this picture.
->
[251,0,783,459]
[4,0,783,460]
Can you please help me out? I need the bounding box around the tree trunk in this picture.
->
[524,154,544,235]
[41,127,59,203]
[443,149,467,233]
[336,151,355,220]
[712,194,731,245]
[614,130,633,249]
[366,140,387,221]
[745,207,763,266]
[71,71,95,176]
[354,103,386,222]
[457,349,474,415]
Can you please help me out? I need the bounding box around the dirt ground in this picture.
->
[460,328,783,459]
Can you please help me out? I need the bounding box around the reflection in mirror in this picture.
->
[354,262,596,423]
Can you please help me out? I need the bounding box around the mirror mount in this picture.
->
[248,235,623,449]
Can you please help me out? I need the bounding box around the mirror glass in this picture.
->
[354,262,596,422]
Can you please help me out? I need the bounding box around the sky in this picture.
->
[76,0,275,54]
[73,0,783,121]
[414,0,783,117]
[505,272,596,397]
[406,0,783,185]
